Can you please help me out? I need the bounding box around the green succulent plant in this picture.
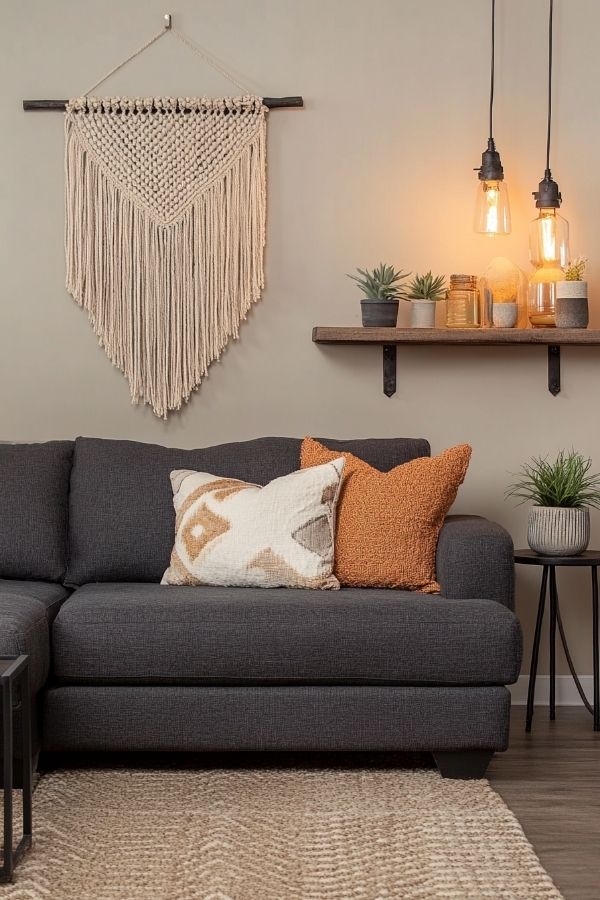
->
[506,450,600,509]
[347,263,410,301]
[407,271,447,301]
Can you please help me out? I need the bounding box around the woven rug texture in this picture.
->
[1,767,562,900]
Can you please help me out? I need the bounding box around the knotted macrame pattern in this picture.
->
[65,96,267,418]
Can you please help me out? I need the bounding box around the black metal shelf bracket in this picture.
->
[383,345,396,397]
[379,342,562,398]
[548,345,560,396]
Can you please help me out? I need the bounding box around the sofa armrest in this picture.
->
[0,591,51,694]
[436,515,515,609]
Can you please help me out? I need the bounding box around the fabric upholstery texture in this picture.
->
[301,438,472,592]
[0,581,70,693]
[65,436,430,584]
[437,516,515,609]
[162,460,344,589]
[0,441,73,581]
[51,583,521,686]
[42,684,511,752]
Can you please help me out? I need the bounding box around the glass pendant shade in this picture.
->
[474,179,511,235]
[529,208,569,268]
[528,209,570,327]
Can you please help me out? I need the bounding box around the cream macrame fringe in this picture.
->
[64,97,267,418]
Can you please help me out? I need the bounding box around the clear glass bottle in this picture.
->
[528,209,570,328]
[446,274,481,328]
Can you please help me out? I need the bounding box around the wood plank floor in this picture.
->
[489,706,600,900]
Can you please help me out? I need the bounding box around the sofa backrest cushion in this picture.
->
[0,441,73,582]
[65,435,430,584]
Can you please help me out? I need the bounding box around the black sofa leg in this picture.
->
[433,750,494,779]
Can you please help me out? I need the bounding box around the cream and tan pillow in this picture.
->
[300,437,472,592]
[162,458,345,589]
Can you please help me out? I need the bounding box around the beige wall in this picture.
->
[2,0,600,677]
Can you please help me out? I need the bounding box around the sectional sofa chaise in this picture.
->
[0,436,521,779]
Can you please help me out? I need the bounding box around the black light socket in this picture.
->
[476,138,505,182]
[533,170,562,208]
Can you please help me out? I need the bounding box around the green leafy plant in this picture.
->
[563,256,587,281]
[506,450,600,509]
[347,263,410,301]
[407,271,447,301]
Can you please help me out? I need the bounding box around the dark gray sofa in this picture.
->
[0,436,521,779]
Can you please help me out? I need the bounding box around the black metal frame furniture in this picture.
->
[0,656,32,883]
[515,550,600,733]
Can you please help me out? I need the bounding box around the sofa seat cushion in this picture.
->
[0,581,70,693]
[51,583,521,686]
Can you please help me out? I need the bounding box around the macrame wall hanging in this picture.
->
[24,16,303,418]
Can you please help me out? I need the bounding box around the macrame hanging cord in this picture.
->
[64,25,267,418]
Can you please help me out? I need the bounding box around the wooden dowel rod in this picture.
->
[23,96,303,111]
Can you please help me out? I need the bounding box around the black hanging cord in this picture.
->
[545,0,554,175]
[476,0,503,182]
[489,0,495,140]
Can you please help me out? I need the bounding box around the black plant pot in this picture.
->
[360,299,399,327]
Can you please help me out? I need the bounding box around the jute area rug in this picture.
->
[2,766,562,900]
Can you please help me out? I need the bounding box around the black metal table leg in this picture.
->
[556,598,594,713]
[2,677,13,882]
[20,667,32,849]
[0,657,32,882]
[526,566,548,732]
[549,567,558,720]
[593,566,599,732]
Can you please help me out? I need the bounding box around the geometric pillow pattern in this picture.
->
[162,458,345,590]
[300,438,472,593]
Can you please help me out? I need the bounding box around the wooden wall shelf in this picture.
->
[312,327,600,397]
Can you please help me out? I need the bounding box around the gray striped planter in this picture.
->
[527,506,590,556]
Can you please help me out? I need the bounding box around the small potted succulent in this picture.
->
[348,263,410,327]
[406,271,446,328]
[556,257,589,329]
[507,449,600,556]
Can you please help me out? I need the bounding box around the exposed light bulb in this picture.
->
[532,208,569,266]
[475,178,511,235]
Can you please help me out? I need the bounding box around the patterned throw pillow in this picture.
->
[162,458,345,589]
[300,438,472,593]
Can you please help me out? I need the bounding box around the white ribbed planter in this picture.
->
[527,506,590,556]
[410,299,437,328]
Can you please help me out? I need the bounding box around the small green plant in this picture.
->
[347,263,410,301]
[506,450,600,509]
[563,256,587,281]
[407,271,447,301]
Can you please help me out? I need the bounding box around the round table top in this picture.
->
[515,549,600,566]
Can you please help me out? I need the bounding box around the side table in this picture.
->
[0,656,32,882]
[515,550,599,733]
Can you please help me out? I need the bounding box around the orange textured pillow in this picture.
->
[300,438,472,592]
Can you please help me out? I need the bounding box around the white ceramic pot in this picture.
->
[492,302,518,328]
[527,506,590,556]
[410,299,436,328]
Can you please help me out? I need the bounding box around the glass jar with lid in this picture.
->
[446,274,481,328]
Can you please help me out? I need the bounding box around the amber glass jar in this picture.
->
[446,274,481,328]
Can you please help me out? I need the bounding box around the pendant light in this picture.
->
[528,0,570,328]
[474,0,511,235]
